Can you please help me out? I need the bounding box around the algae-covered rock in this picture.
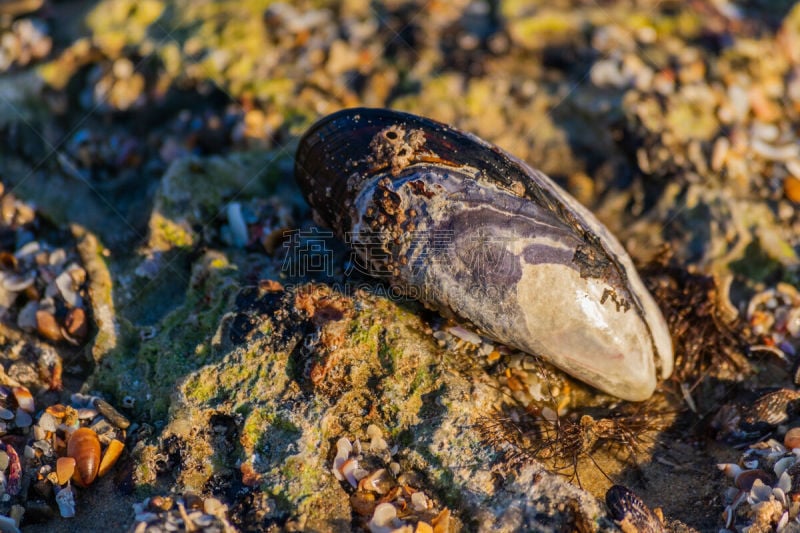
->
[88,149,296,420]
[150,282,613,531]
[92,249,241,422]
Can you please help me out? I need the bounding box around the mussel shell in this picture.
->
[606,485,664,533]
[295,108,673,400]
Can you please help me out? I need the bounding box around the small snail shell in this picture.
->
[295,108,673,400]
[68,427,101,487]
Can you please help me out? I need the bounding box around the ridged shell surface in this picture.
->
[606,485,665,533]
[295,108,673,401]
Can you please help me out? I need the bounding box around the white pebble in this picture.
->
[366,424,383,440]
[226,202,249,248]
[447,326,482,345]
[368,503,399,533]
[752,138,799,161]
[411,491,427,511]
[786,159,800,178]
[37,412,57,433]
[711,137,730,172]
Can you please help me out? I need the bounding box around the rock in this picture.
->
[151,282,613,531]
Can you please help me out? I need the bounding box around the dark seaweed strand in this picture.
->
[479,387,670,488]
[640,257,750,387]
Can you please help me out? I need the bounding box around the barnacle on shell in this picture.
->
[295,108,674,401]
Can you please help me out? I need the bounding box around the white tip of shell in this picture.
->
[332,437,353,480]
[717,463,742,478]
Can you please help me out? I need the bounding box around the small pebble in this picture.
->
[33,424,47,440]
[785,427,800,450]
[55,486,76,518]
[735,469,774,492]
[711,137,730,172]
[416,522,434,533]
[15,408,32,428]
[23,445,35,460]
[447,326,482,345]
[98,439,125,478]
[56,457,76,485]
[77,407,98,420]
[36,309,62,342]
[785,176,800,204]
[64,307,88,340]
[38,412,57,432]
[411,491,427,511]
[369,503,398,530]
[203,497,225,516]
[94,398,131,429]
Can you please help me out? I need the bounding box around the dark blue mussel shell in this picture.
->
[295,108,673,400]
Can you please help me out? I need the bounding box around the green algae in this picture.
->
[92,250,240,421]
[85,147,296,422]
